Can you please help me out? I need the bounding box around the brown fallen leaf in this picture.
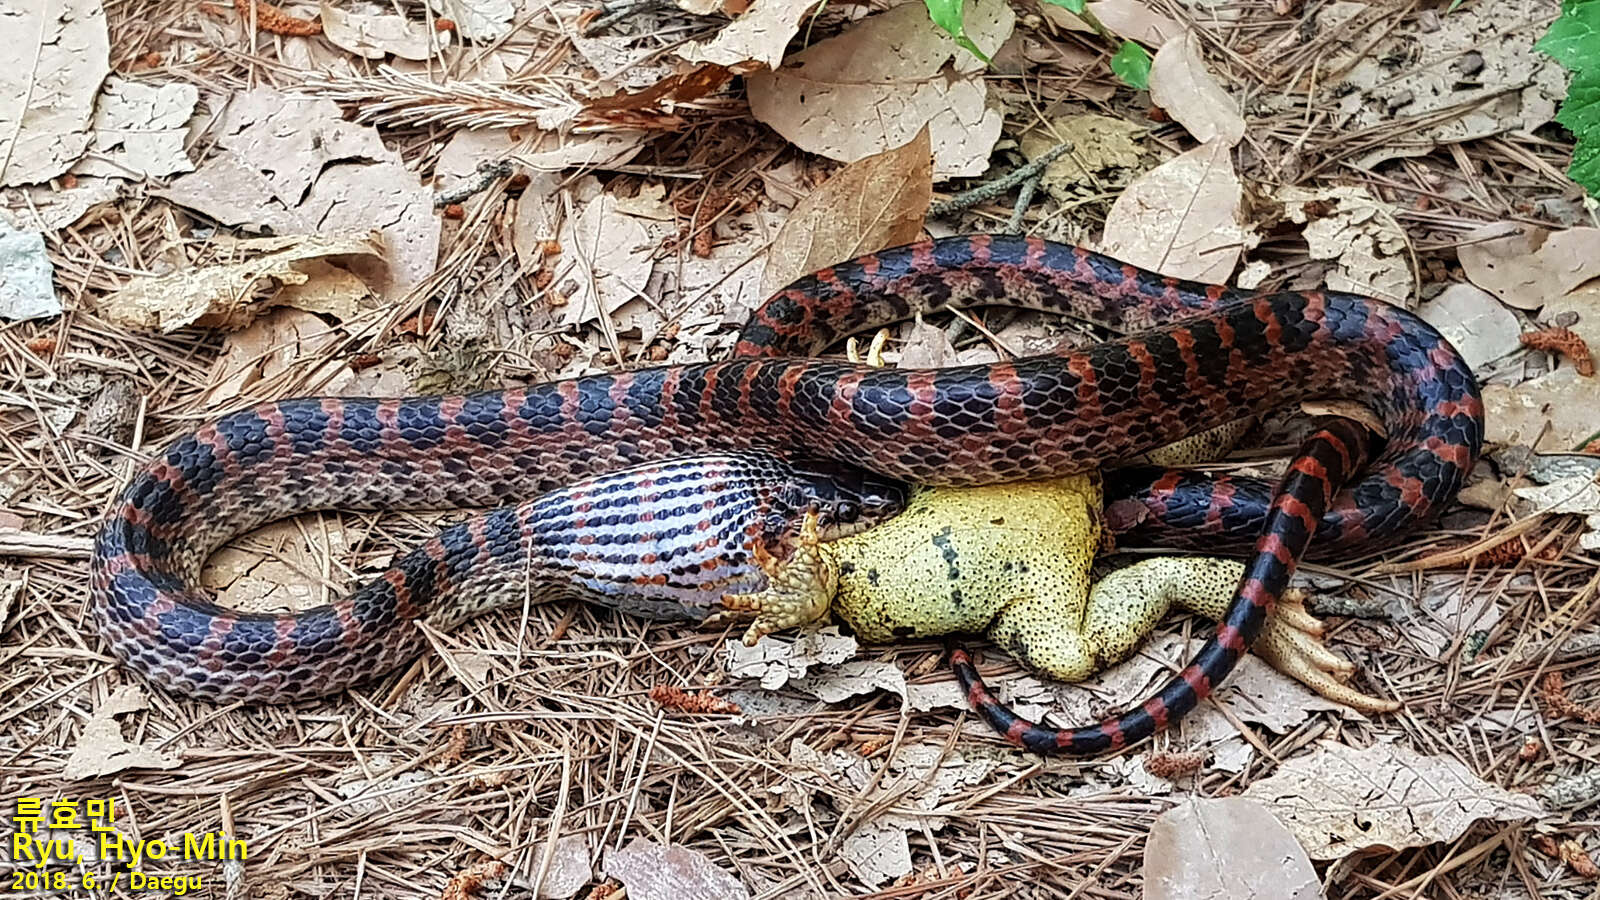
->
[605,837,750,900]
[1416,283,1523,372]
[747,0,1012,179]
[759,127,931,297]
[1019,114,1144,201]
[0,0,109,187]
[1240,740,1544,860]
[202,306,350,407]
[1273,184,1412,305]
[1099,141,1244,283]
[676,0,823,70]
[1037,0,1182,45]
[1147,31,1244,147]
[1144,798,1319,900]
[71,78,197,180]
[319,3,450,60]
[1483,368,1600,451]
[62,686,182,780]
[96,232,385,333]
[1458,223,1600,310]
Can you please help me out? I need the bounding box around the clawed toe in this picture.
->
[1257,601,1400,714]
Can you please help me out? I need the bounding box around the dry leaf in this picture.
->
[0,220,61,322]
[427,0,512,40]
[1020,114,1144,200]
[538,835,594,900]
[782,742,996,886]
[2,176,119,231]
[724,626,858,689]
[155,153,310,234]
[605,838,750,900]
[759,127,931,297]
[62,686,181,780]
[1483,369,1600,451]
[1269,0,1564,169]
[1145,798,1319,900]
[1240,740,1544,860]
[1416,283,1522,372]
[1147,31,1243,147]
[201,304,352,406]
[747,0,1012,180]
[1541,283,1600,361]
[71,77,196,179]
[296,160,439,297]
[515,132,647,171]
[582,65,734,130]
[96,231,386,332]
[1099,141,1243,283]
[0,0,109,186]
[1275,184,1411,305]
[154,84,443,297]
[202,512,350,611]
[214,85,400,210]
[552,180,662,336]
[1038,0,1181,45]
[789,659,910,704]
[320,3,449,60]
[1458,224,1600,310]
[897,317,957,368]
[676,0,821,70]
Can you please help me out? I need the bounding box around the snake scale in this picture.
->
[91,234,1483,754]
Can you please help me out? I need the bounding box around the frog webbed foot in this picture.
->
[722,510,839,647]
[1256,589,1401,713]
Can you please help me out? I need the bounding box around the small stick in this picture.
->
[929,142,1072,219]
[434,159,515,208]
[583,0,672,35]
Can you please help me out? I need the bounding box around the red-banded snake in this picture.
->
[91,234,1483,754]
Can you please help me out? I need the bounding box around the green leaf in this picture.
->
[923,0,991,63]
[1110,41,1151,89]
[1557,67,1600,134]
[1536,0,1600,70]
[1040,0,1088,13]
[1567,135,1600,195]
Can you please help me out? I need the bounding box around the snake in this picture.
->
[90,234,1483,754]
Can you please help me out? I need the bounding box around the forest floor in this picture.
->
[2,0,1599,897]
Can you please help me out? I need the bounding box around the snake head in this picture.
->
[772,458,910,540]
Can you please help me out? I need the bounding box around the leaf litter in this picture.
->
[4,0,1600,897]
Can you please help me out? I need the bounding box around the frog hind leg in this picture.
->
[721,511,839,647]
[1090,557,1400,713]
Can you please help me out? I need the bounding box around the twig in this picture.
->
[583,0,673,36]
[434,160,516,208]
[929,142,1072,219]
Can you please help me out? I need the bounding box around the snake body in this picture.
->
[94,453,905,700]
[91,235,1483,750]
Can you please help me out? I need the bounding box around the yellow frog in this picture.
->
[723,336,1396,713]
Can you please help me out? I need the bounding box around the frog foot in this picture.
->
[722,510,839,647]
[845,328,892,368]
[1256,589,1401,713]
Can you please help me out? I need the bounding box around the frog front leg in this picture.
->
[721,511,839,647]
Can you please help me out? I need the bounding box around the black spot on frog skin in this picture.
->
[949,588,963,606]
[867,568,880,586]
[931,526,961,581]
[989,517,1005,526]
[892,625,916,638]
[839,560,856,577]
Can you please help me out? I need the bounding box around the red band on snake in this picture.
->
[92,235,1483,753]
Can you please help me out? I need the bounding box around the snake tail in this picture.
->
[951,418,1375,754]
